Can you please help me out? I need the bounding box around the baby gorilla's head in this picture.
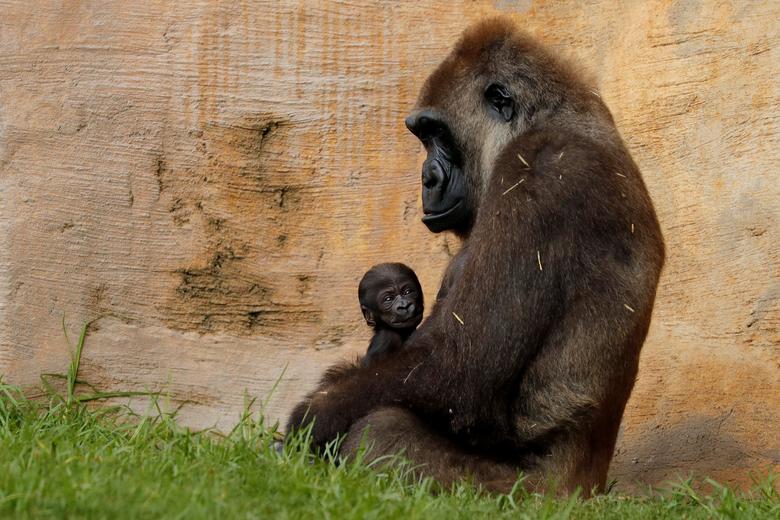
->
[358,263,424,331]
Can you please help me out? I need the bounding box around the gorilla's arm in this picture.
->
[435,245,469,302]
[288,269,556,451]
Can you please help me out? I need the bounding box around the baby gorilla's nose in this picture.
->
[394,300,415,317]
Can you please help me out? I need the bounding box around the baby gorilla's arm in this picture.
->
[361,329,405,368]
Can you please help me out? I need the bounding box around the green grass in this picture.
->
[0,383,777,519]
[0,319,777,518]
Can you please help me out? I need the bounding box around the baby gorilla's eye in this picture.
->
[383,295,393,303]
[403,288,412,295]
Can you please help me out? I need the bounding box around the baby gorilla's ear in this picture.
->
[361,305,376,326]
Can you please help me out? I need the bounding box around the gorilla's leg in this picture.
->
[340,407,523,494]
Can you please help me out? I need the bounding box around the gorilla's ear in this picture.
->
[361,305,376,326]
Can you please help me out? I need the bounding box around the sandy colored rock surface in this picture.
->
[0,1,777,490]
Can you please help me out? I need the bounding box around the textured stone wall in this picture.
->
[0,0,777,490]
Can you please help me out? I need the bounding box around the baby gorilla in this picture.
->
[358,263,424,368]
[286,263,423,430]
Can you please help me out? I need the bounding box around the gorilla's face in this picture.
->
[405,26,564,235]
[405,81,521,234]
[405,109,472,234]
[358,263,424,331]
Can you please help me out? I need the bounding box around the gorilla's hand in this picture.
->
[286,346,431,450]
[285,389,355,450]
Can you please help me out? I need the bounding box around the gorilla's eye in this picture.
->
[485,83,514,122]
[383,295,393,303]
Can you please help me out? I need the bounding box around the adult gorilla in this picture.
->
[288,17,665,495]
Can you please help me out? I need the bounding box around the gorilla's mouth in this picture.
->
[422,200,465,231]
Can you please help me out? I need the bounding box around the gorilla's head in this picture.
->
[405,18,599,235]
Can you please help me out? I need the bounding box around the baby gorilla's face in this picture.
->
[374,277,423,329]
[358,263,425,331]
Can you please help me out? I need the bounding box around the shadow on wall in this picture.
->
[613,412,780,487]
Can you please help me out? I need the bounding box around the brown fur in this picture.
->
[287,17,665,496]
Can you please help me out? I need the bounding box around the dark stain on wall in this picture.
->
[158,111,322,335]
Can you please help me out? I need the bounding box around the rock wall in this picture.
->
[1,0,777,490]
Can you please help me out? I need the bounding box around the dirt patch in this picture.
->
[169,198,190,227]
[164,243,319,335]
[201,114,286,182]
[154,155,168,197]
[157,111,322,335]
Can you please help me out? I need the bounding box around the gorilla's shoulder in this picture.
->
[492,128,630,193]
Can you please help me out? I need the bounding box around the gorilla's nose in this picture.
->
[395,300,414,316]
[405,109,444,139]
[404,113,418,133]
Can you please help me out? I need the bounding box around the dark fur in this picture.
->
[361,329,405,368]
[287,17,664,495]
[435,246,468,302]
